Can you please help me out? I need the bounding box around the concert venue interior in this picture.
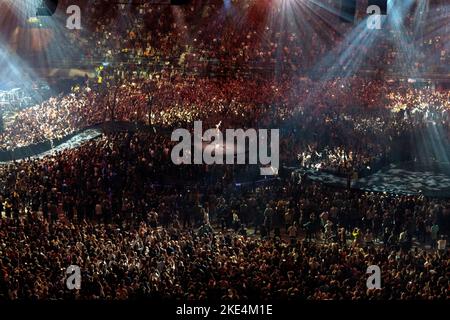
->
[0,0,448,307]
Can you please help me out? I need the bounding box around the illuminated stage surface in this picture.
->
[0,128,102,163]
[36,128,102,158]
[299,161,450,198]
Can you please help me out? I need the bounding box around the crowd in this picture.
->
[1,73,449,176]
[15,0,447,78]
[0,130,448,300]
[50,0,447,76]
[0,94,92,150]
[0,0,448,302]
[3,0,449,173]
[0,219,447,300]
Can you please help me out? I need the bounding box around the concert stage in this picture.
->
[298,160,450,198]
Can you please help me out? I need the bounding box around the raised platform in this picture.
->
[298,161,450,198]
[0,121,146,162]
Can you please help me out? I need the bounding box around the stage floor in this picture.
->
[0,128,102,163]
[298,161,450,198]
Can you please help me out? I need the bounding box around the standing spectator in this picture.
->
[437,236,447,252]
[95,202,103,222]
[431,223,440,248]
[263,204,273,237]
[288,222,298,245]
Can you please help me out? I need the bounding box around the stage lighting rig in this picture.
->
[340,0,387,23]
[170,0,191,4]
[368,0,387,15]
[36,0,59,16]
